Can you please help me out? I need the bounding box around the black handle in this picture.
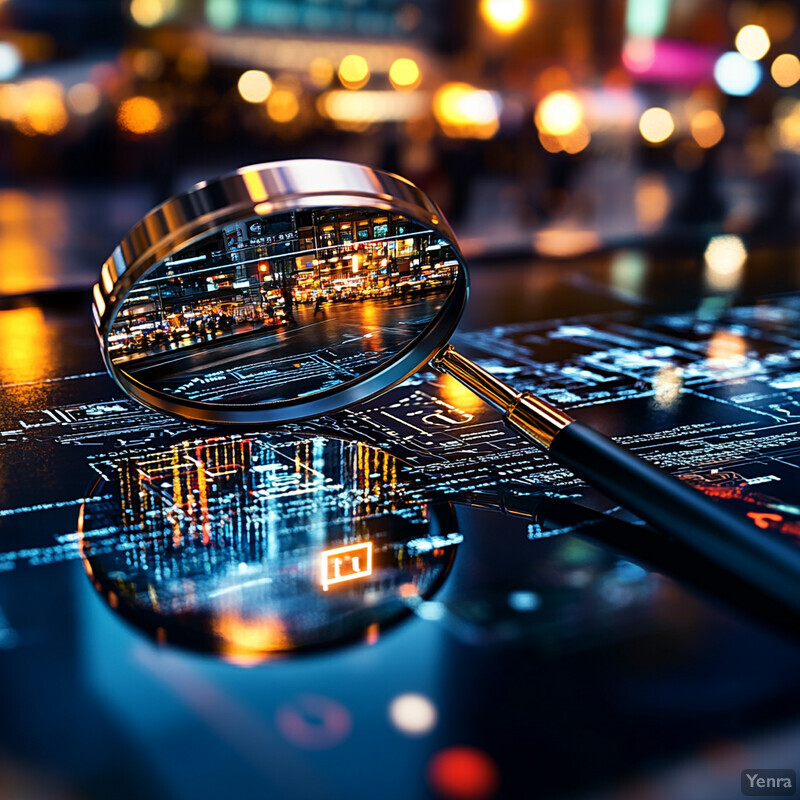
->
[549,421,800,614]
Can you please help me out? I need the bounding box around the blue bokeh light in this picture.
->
[714,50,762,96]
[0,42,22,81]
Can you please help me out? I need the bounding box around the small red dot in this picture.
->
[427,746,499,800]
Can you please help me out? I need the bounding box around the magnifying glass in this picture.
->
[92,159,800,614]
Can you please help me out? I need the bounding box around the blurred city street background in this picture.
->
[2,0,800,297]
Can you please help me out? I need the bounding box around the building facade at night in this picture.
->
[110,207,457,351]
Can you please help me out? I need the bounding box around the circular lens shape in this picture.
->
[93,161,468,424]
[79,431,461,659]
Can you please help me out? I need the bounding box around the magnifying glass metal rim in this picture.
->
[92,159,468,424]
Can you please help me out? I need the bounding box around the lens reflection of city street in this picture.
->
[107,204,460,406]
[78,432,461,661]
[123,294,449,403]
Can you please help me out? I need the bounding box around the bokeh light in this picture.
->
[267,88,300,123]
[771,53,800,87]
[635,174,671,230]
[131,49,164,80]
[622,36,656,74]
[652,365,683,410]
[206,0,239,28]
[690,109,725,148]
[735,24,771,61]
[707,329,747,364]
[117,96,164,135]
[389,58,421,91]
[479,0,530,34]
[625,0,669,37]
[15,80,68,136]
[507,591,541,611]
[610,250,647,299]
[535,90,583,136]
[66,82,100,115]
[388,694,438,736]
[433,82,501,139]
[705,234,747,278]
[638,107,674,144]
[562,125,591,153]
[705,247,747,294]
[427,747,500,800]
[338,54,370,90]
[308,57,334,89]
[129,0,175,27]
[538,125,590,154]
[238,69,273,104]
[714,51,762,96]
[319,90,425,124]
[773,99,800,152]
[0,42,22,81]
[0,84,23,122]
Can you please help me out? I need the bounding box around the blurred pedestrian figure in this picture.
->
[314,295,326,316]
[282,284,297,325]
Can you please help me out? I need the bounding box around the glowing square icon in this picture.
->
[320,542,373,591]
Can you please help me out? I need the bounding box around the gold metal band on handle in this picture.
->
[505,393,573,449]
[431,345,573,449]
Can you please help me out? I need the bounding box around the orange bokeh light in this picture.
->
[117,95,164,135]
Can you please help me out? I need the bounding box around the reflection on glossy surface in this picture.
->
[110,207,459,405]
[0,306,50,383]
[0,191,62,295]
[79,432,460,660]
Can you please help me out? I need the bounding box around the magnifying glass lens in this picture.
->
[96,161,466,424]
[110,208,459,410]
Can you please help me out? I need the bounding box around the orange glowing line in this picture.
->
[320,542,373,591]
[172,446,183,548]
[196,446,211,545]
[747,511,784,529]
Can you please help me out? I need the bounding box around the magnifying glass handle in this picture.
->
[432,345,800,614]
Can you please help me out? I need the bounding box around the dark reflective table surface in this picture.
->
[2,206,800,799]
